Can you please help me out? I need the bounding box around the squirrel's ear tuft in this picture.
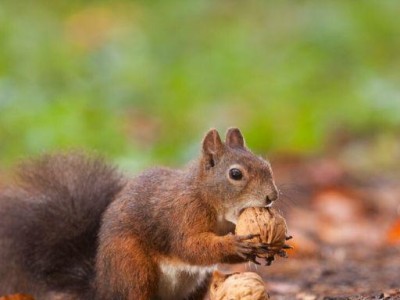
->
[202,129,224,169]
[225,127,245,149]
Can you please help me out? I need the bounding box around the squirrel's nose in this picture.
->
[265,191,278,205]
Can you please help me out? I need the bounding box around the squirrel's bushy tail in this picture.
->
[0,152,125,297]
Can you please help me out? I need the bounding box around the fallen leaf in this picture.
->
[386,218,400,245]
[0,295,35,300]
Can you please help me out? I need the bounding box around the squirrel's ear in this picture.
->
[225,127,245,149]
[202,129,224,169]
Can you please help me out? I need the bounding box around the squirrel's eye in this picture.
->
[229,168,243,180]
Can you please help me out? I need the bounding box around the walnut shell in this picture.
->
[210,271,269,300]
[235,207,288,257]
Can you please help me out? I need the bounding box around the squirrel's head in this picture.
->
[199,128,278,224]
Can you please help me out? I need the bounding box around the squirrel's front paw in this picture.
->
[231,234,270,265]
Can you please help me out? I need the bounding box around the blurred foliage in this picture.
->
[0,0,399,170]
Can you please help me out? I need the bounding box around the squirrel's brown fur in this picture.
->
[0,128,278,300]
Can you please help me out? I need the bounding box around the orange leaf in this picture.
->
[387,219,400,244]
[0,295,35,300]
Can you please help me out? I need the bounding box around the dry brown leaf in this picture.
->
[284,230,318,258]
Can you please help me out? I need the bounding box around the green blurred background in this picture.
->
[0,0,399,171]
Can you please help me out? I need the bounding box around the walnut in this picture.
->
[210,271,269,300]
[235,207,292,264]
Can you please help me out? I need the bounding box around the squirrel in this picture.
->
[0,128,279,300]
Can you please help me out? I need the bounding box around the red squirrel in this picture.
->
[0,128,278,300]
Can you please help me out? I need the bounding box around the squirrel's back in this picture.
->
[0,152,125,298]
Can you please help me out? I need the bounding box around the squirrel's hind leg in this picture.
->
[95,235,159,300]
